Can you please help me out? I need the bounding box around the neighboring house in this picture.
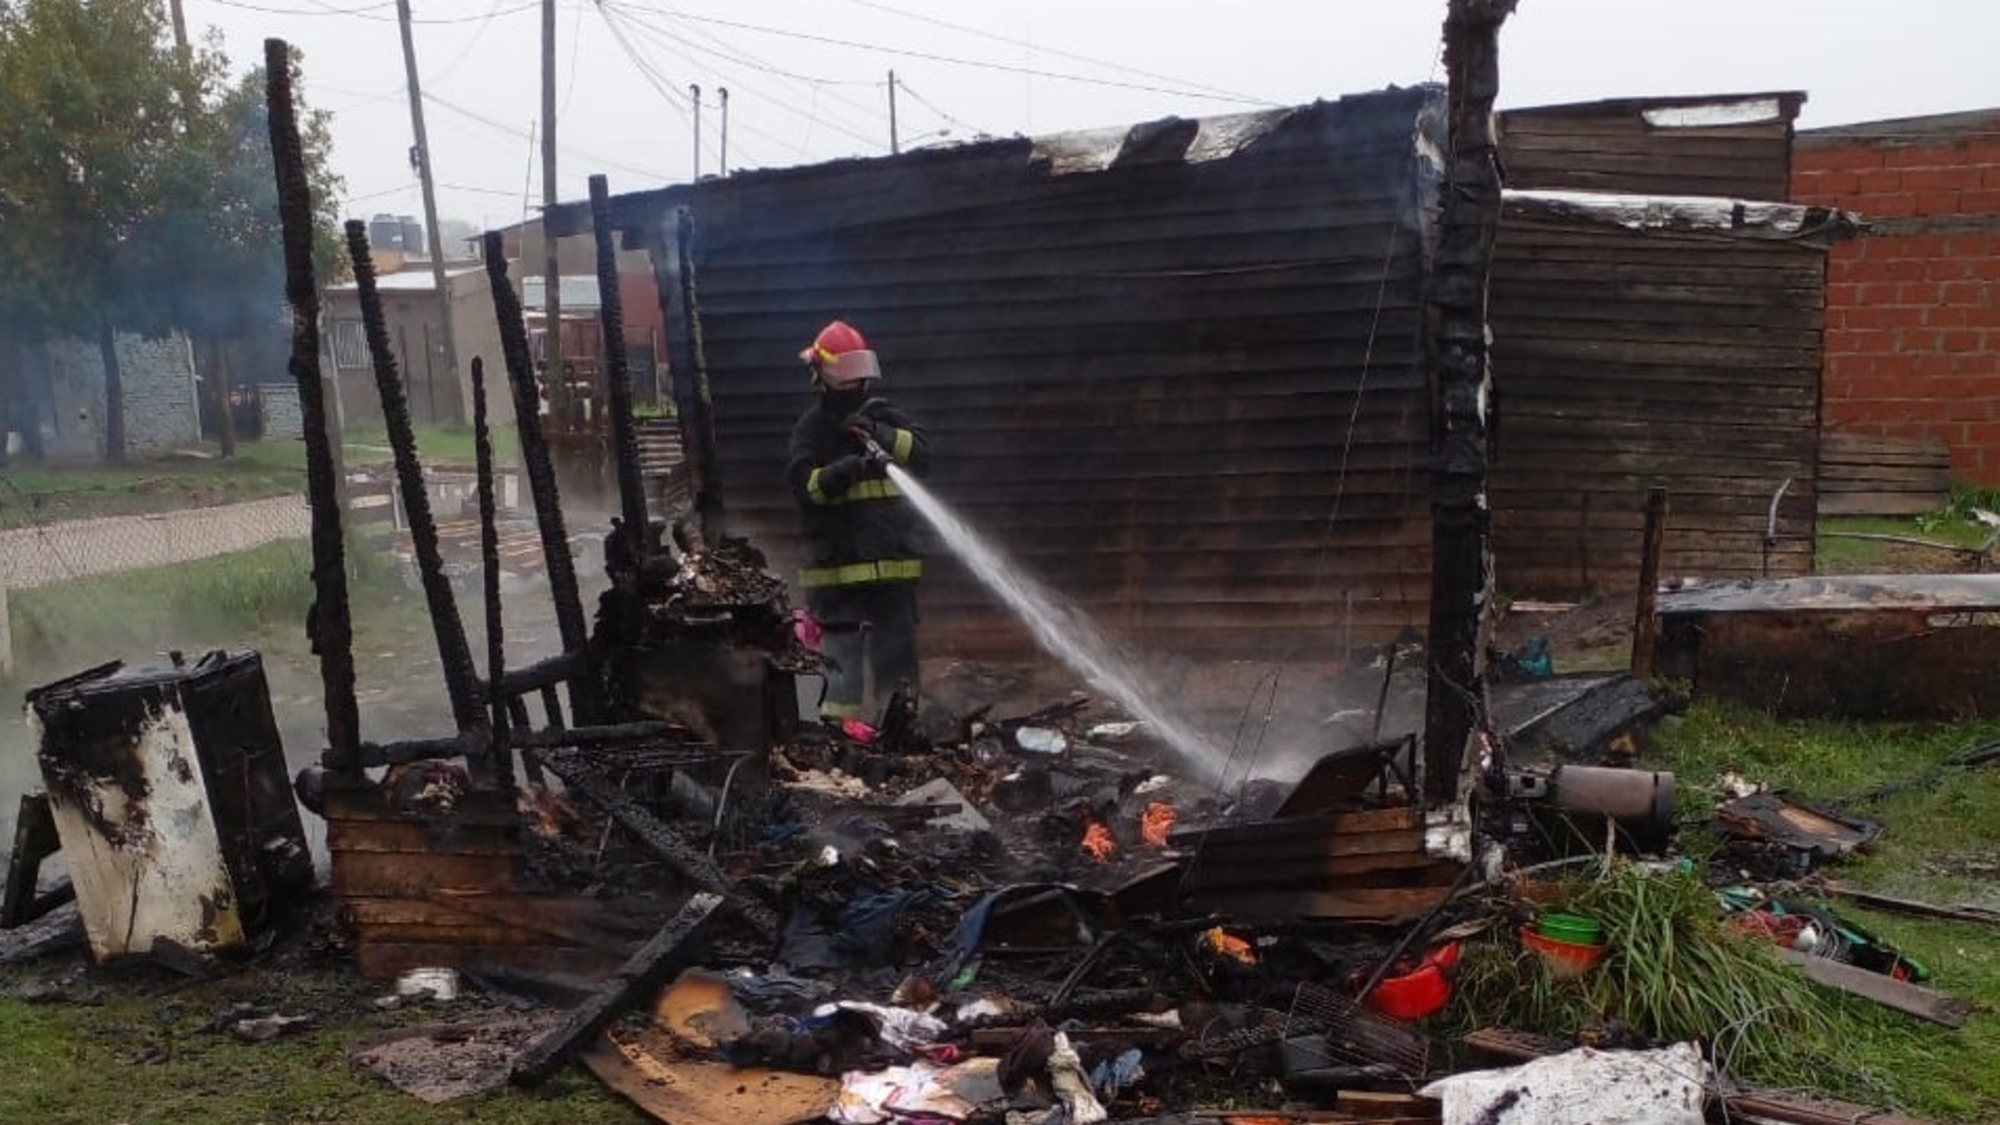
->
[554,87,1849,660]
[322,266,502,428]
[36,331,202,458]
[1793,109,2000,484]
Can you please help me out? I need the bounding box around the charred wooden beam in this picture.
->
[345,219,486,738]
[1421,0,1515,807]
[663,207,726,544]
[510,891,725,1086]
[536,751,778,939]
[473,358,517,793]
[588,175,651,552]
[481,231,598,722]
[1630,487,1669,677]
[267,39,361,773]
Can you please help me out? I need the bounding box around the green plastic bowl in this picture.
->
[1537,912,1604,946]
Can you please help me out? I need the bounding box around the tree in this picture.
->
[0,1,340,462]
[145,52,343,456]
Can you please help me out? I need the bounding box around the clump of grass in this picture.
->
[1444,862,1837,1082]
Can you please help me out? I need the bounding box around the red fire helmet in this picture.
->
[800,319,882,389]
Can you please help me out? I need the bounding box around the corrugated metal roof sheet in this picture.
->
[590,87,1446,661]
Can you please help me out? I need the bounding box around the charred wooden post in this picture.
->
[510,891,725,1086]
[473,358,517,792]
[481,231,598,722]
[1630,487,1670,678]
[1421,0,1515,808]
[345,220,487,738]
[666,206,727,544]
[588,175,652,552]
[267,39,361,773]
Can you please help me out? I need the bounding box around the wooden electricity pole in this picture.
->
[396,0,459,411]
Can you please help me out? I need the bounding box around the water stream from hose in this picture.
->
[885,463,1228,787]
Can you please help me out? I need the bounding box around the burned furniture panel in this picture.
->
[1655,575,2000,718]
[23,651,312,962]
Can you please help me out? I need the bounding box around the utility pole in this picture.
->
[690,84,703,179]
[396,0,459,412]
[541,0,561,418]
[888,70,899,154]
[717,87,729,175]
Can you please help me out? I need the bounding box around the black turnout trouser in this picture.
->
[811,580,919,722]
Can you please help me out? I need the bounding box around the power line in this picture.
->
[202,0,536,23]
[627,5,893,141]
[612,3,1279,106]
[830,0,1276,107]
[345,180,419,204]
[893,76,990,141]
[596,4,801,168]
[423,90,672,180]
[427,0,513,85]
[439,180,535,197]
[607,3,887,155]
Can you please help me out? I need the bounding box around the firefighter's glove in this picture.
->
[818,454,872,496]
[845,418,898,455]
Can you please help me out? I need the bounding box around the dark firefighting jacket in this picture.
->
[785,396,932,594]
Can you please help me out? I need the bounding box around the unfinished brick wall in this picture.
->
[1794,120,2000,484]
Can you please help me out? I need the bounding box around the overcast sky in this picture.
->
[185,0,1998,230]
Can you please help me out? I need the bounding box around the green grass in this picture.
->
[2,540,406,707]
[1816,514,1996,572]
[0,961,645,1125]
[340,424,520,472]
[1642,703,2000,1119]
[0,441,307,528]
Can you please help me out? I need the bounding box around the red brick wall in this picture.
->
[1794,134,2000,483]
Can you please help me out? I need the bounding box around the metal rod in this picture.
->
[589,175,652,554]
[267,39,361,774]
[345,219,486,737]
[717,87,729,174]
[482,231,599,722]
[474,357,518,793]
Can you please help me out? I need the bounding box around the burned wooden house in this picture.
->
[555,88,1853,663]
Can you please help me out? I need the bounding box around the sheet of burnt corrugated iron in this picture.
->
[1499,92,1805,200]
[637,87,1444,660]
[1487,204,1825,593]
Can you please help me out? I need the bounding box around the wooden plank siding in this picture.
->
[1488,206,1828,593]
[1498,92,1805,200]
[595,89,1445,660]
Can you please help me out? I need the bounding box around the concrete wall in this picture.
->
[1794,114,2000,483]
[42,332,201,457]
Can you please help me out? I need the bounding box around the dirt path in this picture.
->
[0,495,308,590]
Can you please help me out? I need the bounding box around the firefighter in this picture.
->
[786,320,932,724]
